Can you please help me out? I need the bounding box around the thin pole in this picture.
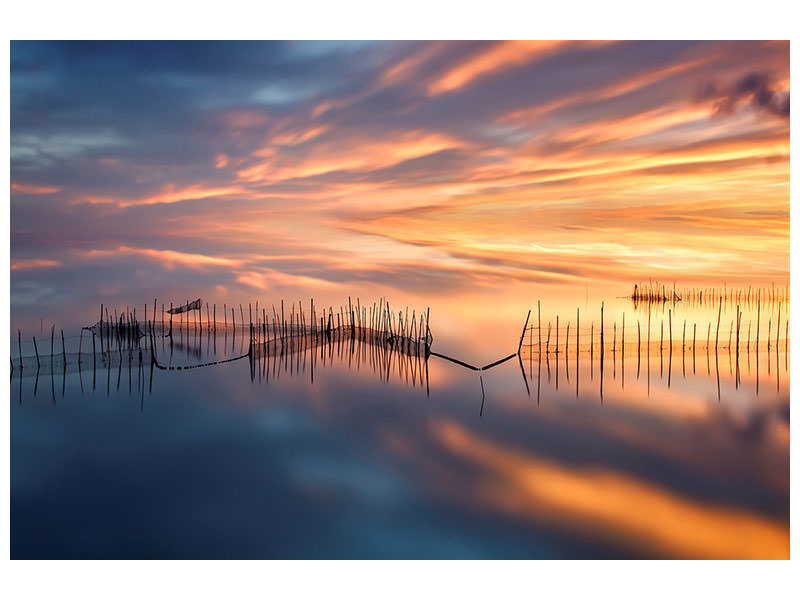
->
[600,302,604,357]
[556,315,559,355]
[668,309,672,350]
[538,300,542,354]
[517,309,531,354]
[33,336,40,367]
[637,321,641,356]
[756,291,761,350]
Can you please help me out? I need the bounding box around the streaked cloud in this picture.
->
[10,258,61,271]
[11,183,61,194]
[9,41,789,315]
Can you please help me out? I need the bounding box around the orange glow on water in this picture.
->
[430,420,789,559]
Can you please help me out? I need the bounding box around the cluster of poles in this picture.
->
[517,296,788,402]
[631,281,789,305]
[10,296,434,385]
[525,299,788,357]
[10,291,790,408]
[85,297,435,349]
[247,311,431,393]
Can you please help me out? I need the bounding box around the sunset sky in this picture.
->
[10,41,790,320]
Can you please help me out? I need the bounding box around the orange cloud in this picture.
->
[75,246,239,270]
[380,42,447,86]
[270,125,330,146]
[237,130,464,183]
[428,41,568,96]
[429,41,615,96]
[130,184,247,207]
[11,183,61,194]
[236,270,339,292]
[10,258,61,271]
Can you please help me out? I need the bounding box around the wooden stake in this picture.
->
[756,291,760,350]
[33,336,40,367]
[518,309,531,353]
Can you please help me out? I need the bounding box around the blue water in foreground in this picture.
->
[10,326,789,558]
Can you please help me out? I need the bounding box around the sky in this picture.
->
[9,40,790,325]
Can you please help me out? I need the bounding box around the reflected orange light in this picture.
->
[431,420,789,558]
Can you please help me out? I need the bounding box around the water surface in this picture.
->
[10,292,789,559]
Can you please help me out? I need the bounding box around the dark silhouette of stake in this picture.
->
[32,336,40,367]
[518,309,531,353]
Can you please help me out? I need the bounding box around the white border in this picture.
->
[3,2,796,598]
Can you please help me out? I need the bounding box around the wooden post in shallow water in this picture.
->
[61,330,66,365]
[78,330,84,366]
[637,321,641,356]
[600,302,604,360]
[555,315,559,355]
[728,321,733,351]
[715,298,722,352]
[33,336,40,368]
[682,320,686,352]
[736,305,741,359]
[18,330,22,370]
[767,319,772,351]
[668,309,672,353]
[518,309,531,354]
[785,319,789,355]
[755,292,760,351]
[537,301,542,353]
[426,307,431,347]
[612,322,616,357]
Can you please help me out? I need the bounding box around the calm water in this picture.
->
[10,293,790,559]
